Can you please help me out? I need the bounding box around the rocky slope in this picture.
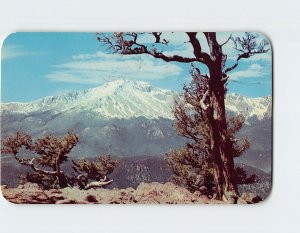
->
[1,182,262,204]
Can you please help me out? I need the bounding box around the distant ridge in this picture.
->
[1,79,271,121]
[1,79,272,171]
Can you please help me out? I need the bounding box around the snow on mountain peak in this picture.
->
[225,93,272,121]
[87,79,158,97]
[82,79,175,119]
[1,80,176,120]
[1,80,271,121]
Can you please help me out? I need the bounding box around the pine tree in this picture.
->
[1,132,78,188]
[1,132,117,189]
[72,155,118,190]
[166,73,255,199]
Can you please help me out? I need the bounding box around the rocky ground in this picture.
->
[0,182,262,204]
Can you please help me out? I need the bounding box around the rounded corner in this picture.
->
[259,183,273,204]
[246,182,273,205]
[1,32,19,60]
[254,31,273,55]
[0,185,17,204]
[1,32,18,47]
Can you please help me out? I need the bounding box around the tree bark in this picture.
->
[55,154,69,188]
[200,33,239,202]
[207,67,239,202]
[210,139,224,200]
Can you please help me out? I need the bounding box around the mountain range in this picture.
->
[2,79,271,121]
[1,79,272,171]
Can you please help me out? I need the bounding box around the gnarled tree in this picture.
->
[166,73,256,198]
[166,146,215,195]
[1,132,118,190]
[97,32,269,201]
[1,131,79,188]
[72,155,118,190]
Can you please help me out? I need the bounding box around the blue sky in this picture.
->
[1,32,272,103]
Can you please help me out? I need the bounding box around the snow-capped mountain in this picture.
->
[0,80,272,171]
[1,79,271,121]
[1,80,175,120]
[225,93,272,121]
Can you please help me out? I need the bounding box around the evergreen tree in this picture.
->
[166,73,256,199]
[72,155,118,190]
[1,132,117,189]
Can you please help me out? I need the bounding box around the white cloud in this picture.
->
[47,70,111,84]
[2,45,25,60]
[47,52,183,84]
[229,63,266,80]
[247,52,272,62]
[2,45,45,60]
[47,32,271,85]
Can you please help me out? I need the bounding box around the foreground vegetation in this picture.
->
[1,132,117,190]
[1,152,271,200]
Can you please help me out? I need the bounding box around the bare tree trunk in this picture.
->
[208,67,239,202]
[55,155,69,188]
[212,92,238,202]
[210,137,224,200]
[202,32,239,202]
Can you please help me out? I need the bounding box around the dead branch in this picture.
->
[200,89,210,111]
[224,33,270,73]
[84,176,113,190]
[220,34,232,47]
[97,32,211,64]
[27,158,59,176]
[152,32,168,44]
